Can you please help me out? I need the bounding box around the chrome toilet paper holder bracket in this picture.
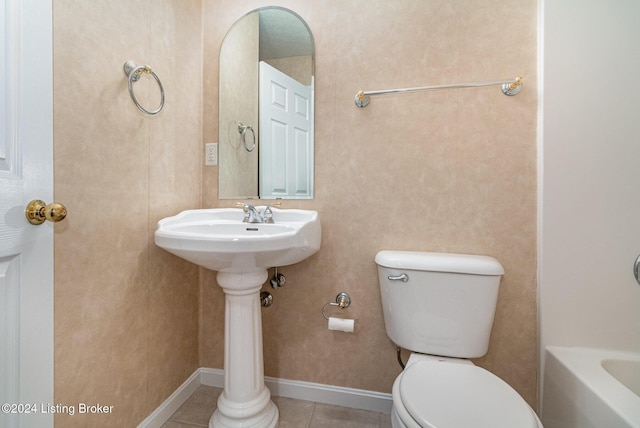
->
[322,292,359,321]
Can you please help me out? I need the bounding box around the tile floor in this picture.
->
[161,386,392,428]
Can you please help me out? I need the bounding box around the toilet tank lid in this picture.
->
[375,251,505,276]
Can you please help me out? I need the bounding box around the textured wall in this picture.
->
[219,12,259,198]
[53,1,202,426]
[51,1,538,425]
[202,0,539,408]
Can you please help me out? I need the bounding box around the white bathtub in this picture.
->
[542,346,640,428]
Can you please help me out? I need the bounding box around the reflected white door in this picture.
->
[0,1,54,427]
[259,61,314,199]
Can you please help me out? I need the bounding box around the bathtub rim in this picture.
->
[544,345,640,427]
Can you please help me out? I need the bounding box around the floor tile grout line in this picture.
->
[306,402,317,428]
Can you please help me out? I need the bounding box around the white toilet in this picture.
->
[376,250,543,428]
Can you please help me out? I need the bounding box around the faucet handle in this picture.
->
[238,203,253,222]
[263,206,274,223]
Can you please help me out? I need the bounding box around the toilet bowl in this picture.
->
[390,354,542,428]
[375,251,543,427]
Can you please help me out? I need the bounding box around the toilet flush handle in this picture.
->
[388,273,409,282]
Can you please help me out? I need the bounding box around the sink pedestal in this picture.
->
[209,270,278,428]
[155,207,320,427]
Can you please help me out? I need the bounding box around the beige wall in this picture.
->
[203,0,538,407]
[219,12,260,199]
[52,0,537,426]
[53,1,202,426]
[265,55,313,86]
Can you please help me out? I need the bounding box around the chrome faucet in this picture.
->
[242,204,263,223]
[241,204,276,224]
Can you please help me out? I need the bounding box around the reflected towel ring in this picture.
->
[123,60,165,116]
[238,122,256,152]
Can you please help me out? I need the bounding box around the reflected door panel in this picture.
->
[259,61,313,199]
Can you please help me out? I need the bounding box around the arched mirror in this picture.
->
[218,7,315,200]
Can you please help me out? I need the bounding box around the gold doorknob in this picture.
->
[25,200,67,225]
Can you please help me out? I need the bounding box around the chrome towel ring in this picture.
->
[123,60,165,116]
[238,122,256,152]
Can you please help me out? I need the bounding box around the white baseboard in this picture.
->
[136,370,202,428]
[138,367,392,428]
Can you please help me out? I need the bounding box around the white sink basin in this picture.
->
[154,207,321,272]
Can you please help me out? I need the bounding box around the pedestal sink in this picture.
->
[155,207,321,428]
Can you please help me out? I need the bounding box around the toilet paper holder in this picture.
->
[322,292,358,321]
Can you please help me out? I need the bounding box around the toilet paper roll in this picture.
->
[328,317,355,333]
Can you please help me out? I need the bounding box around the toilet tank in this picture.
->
[376,251,505,359]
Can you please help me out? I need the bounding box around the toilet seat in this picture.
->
[398,360,539,428]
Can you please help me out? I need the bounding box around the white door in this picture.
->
[1,1,54,427]
[259,61,314,199]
